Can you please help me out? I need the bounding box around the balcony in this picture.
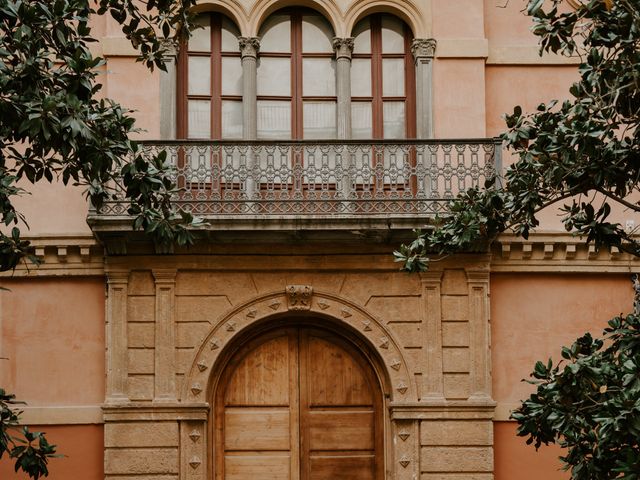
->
[88,139,501,243]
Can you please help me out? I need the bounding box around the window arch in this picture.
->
[256,8,337,140]
[351,14,416,139]
[177,13,243,139]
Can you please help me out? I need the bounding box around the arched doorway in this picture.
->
[214,325,384,479]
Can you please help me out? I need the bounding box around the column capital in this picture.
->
[160,38,178,60]
[411,38,437,63]
[153,268,177,284]
[239,37,260,58]
[106,270,130,285]
[333,37,354,60]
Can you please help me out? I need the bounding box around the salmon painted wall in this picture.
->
[0,425,104,480]
[491,273,635,479]
[0,278,105,405]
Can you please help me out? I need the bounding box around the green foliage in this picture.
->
[0,0,199,272]
[512,313,640,479]
[395,0,640,271]
[0,389,58,479]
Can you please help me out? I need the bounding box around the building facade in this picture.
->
[1,1,637,479]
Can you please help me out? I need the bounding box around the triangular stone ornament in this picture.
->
[399,457,410,468]
[341,308,352,318]
[189,456,202,469]
[209,338,220,350]
[362,321,372,331]
[226,321,236,332]
[390,359,401,371]
[398,431,410,441]
[379,337,389,349]
[269,301,281,310]
[318,301,330,310]
[197,361,208,372]
[246,309,257,318]
[396,382,408,394]
[191,383,202,396]
[189,429,201,442]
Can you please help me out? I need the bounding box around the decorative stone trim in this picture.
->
[493,233,640,272]
[285,284,313,310]
[411,38,437,62]
[0,235,103,277]
[332,37,354,59]
[183,290,416,402]
[238,36,260,58]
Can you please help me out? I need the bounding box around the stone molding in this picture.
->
[411,38,437,62]
[238,36,260,58]
[183,289,417,402]
[332,37,354,59]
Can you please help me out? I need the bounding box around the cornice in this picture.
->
[0,234,104,278]
[492,232,639,273]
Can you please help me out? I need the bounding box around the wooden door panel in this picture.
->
[224,408,291,451]
[308,455,375,480]
[305,335,374,406]
[225,334,292,406]
[225,454,292,480]
[218,327,381,480]
[307,410,375,451]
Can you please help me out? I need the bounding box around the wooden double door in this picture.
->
[215,327,384,480]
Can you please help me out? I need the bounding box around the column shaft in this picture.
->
[106,271,130,403]
[154,269,177,402]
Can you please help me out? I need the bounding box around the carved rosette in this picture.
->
[239,37,260,58]
[411,38,437,63]
[286,285,313,311]
[332,37,354,59]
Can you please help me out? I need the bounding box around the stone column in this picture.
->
[106,271,130,403]
[411,39,437,139]
[159,44,178,140]
[332,38,354,140]
[239,37,260,140]
[467,268,492,400]
[420,270,445,401]
[153,269,177,402]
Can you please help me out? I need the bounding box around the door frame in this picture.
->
[208,317,389,480]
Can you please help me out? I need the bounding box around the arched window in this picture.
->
[351,14,416,139]
[257,9,336,139]
[177,13,243,139]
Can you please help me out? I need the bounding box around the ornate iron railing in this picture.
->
[94,139,501,222]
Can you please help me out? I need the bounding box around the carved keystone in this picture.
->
[286,285,313,311]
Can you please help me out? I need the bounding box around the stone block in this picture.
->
[420,420,493,446]
[176,296,232,323]
[341,273,422,306]
[105,448,179,475]
[388,323,423,348]
[128,323,155,348]
[128,348,154,374]
[127,374,154,401]
[175,272,255,304]
[105,422,179,448]
[367,296,422,323]
[128,271,155,295]
[127,297,155,322]
[420,446,493,473]
[421,474,493,480]
[442,296,469,321]
[107,477,178,480]
[441,270,468,295]
[442,322,469,347]
[176,347,196,374]
[442,347,470,373]
[176,321,211,349]
[443,373,470,399]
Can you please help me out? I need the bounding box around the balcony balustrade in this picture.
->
[89,138,501,235]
